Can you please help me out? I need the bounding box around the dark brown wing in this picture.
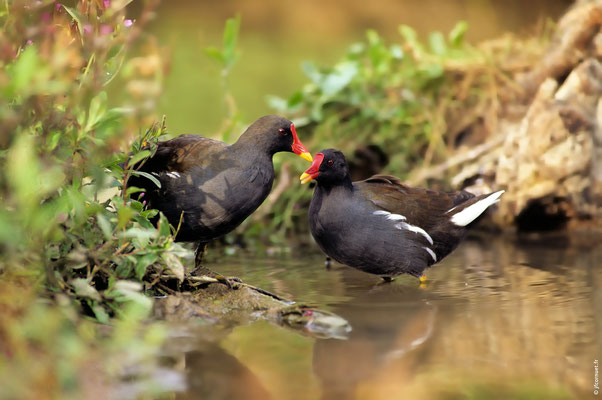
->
[141,135,228,173]
[356,174,475,230]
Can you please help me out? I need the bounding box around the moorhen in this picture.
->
[128,115,312,282]
[300,149,504,281]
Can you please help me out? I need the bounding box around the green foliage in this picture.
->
[205,14,243,143]
[261,22,504,238]
[205,14,241,75]
[0,1,180,397]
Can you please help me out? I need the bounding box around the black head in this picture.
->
[237,115,312,161]
[300,148,351,188]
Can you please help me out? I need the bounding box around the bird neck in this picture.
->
[317,176,354,195]
[230,134,274,163]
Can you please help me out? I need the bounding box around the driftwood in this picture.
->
[411,1,602,231]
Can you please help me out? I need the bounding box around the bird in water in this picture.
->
[300,148,504,282]
[128,115,312,285]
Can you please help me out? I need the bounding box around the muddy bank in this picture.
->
[152,279,351,340]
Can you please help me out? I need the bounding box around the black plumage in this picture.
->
[127,115,312,267]
[301,149,504,280]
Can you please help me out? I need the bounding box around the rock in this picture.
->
[496,57,601,226]
[152,280,351,339]
[518,1,602,96]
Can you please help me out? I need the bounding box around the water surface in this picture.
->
[172,237,601,400]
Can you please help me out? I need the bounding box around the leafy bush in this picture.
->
[0,1,183,397]
[259,23,517,238]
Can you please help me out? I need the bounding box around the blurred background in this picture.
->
[146,0,571,133]
[1,1,601,400]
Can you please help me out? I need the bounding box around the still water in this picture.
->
[166,237,600,400]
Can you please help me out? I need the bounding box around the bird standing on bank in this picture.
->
[300,149,504,282]
[128,115,312,284]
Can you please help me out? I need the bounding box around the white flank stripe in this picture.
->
[166,172,181,179]
[424,247,437,262]
[373,210,390,216]
[386,213,406,221]
[450,190,504,227]
[151,172,159,177]
[396,222,433,245]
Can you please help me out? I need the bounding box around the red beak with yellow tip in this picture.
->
[290,123,313,162]
[300,153,324,184]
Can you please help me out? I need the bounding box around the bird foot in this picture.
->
[324,257,332,269]
[419,274,427,282]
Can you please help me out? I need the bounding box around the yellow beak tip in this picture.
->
[300,172,312,184]
[300,152,313,162]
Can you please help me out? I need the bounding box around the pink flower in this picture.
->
[100,25,113,35]
[103,0,110,8]
[55,3,62,11]
[123,19,133,28]
[26,40,33,46]
[83,24,92,35]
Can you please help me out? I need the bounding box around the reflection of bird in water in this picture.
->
[312,280,437,400]
[178,343,273,400]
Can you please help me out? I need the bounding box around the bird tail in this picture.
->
[448,190,504,227]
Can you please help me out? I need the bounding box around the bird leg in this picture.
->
[194,242,208,268]
[324,256,332,269]
[191,242,242,289]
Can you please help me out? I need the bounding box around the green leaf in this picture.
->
[128,150,151,167]
[204,47,224,63]
[86,92,108,132]
[222,15,241,70]
[12,45,39,93]
[321,61,357,96]
[71,279,101,301]
[120,227,157,240]
[266,95,288,112]
[449,21,469,47]
[161,251,184,281]
[91,302,110,324]
[428,31,447,56]
[399,25,418,44]
[47,130,62,151]
[135,253,158,280]
[130,170,161,188]
[96,213,113,240]
[94,107,128,131]
[390,45,404,60]
[112,281,152,312]
[301,61,322,86]
[117,206,134,229]
[140,209,159,219]
[157,213,172,238]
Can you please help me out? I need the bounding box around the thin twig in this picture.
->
[408,134,505,185]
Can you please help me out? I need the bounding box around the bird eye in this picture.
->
[327,159,334,166]
[278,128,288,136]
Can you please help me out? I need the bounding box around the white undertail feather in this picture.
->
[424,247,437,262]
[450,190,504,227]
[396,222,434,245]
